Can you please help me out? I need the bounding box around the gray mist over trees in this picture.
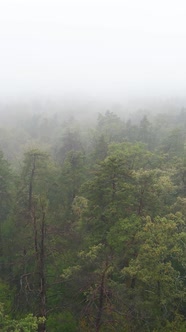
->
[1,2,186,332]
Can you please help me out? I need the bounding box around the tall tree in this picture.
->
[12,149,51,332]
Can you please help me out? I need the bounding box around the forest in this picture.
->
[0,102,186,331]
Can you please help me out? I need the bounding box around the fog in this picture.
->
[1,0,186,102]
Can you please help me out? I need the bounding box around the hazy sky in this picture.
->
[0,0,186,100]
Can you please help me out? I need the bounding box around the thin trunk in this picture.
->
[38,205,46,332]
[95,264,109,332]
[32,210,39,260]
[29,155,36,211]
[138,188,144,216]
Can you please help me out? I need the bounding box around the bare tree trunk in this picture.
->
[38,205,46,332]
[27,153,47,332]
[28,155,36,211]
[95,263,109,332]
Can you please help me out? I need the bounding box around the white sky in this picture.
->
[0,0,186,100]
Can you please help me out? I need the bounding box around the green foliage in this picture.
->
[0,150,12,221]
[97,111,124,143]
[0,281,14,313]
[0,303,42,332]
[1,108,186,332]
[47,312,77,332]
[153,314,186,332]
[122,214,186,330]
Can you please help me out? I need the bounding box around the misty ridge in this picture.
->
[0,96,185,164]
